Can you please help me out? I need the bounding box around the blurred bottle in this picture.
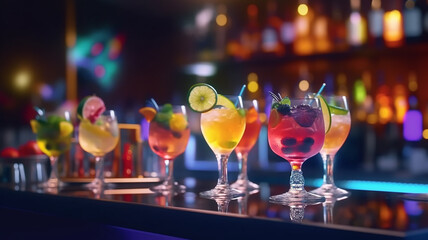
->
[347,0,368,47]
[383,0,404,47]
[331,4,348,51]
[239,4,262,59]
[261,0,285,56]
[393,78,408,124]
[280,4,296,53]
[294,0,314,55]
[312,2,332,53]
[403,0,423,41]
[368,0,385,46]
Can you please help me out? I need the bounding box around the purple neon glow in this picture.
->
[263,83,273,118]
[40,84,53,99]
[403,110,422,141]
[140,119,149,141]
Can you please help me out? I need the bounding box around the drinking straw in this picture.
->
[315,83,326,97]
[150,98,159,111]
[235,84,246,107]
[309,83,326,104]
[34,106,45,117]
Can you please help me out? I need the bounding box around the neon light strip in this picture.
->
[305,179,428,194]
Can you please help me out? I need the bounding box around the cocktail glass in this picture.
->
[268,98,325,204]
[310,96,351,198]
[200,95,246,199]
[78,110,119,189]
[31,111,74,188]
[231,99,262,191]
[148,104,190,193]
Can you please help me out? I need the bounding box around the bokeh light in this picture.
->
[216,14,227,26]
[39,84,53,100]
[297,4,308,16]
[15,72,30,90]
[248,81,259,93]
[298,80,309,91]
[91,42,104,56]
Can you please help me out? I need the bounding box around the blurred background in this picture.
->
[1,0,428,186]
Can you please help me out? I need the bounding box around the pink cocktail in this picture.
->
[268,96,325,204]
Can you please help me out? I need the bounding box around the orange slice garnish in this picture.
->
[139,107,157,122]
[246,107,259,123]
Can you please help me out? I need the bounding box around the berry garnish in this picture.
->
[269,91,291,115]
[292,105,317,127]
[302,137,314,146]
[277,104,290,115]
[297,144,311,153]
[281,147,294,154]
[281,137,297,146]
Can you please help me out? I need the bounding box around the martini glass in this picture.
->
[310,95,351,198]
[231,99,262,192]
[199,95,246,199]
[31,110,73,189]
[148,104,190,193]
[267,97,325,204]
[78,110,119,189]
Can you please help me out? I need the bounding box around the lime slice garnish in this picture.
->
[77,95,106,123]
[329,105,349,115]
[187,83,218,113]
[216,94,236,109]
[317,95,332,134]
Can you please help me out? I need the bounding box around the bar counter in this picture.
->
[1,179,428,240]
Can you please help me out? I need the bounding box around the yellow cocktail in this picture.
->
[187,83,246,199]
[78,109,119,188]
[201,108,246,155]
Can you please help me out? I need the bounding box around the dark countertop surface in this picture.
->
[1,178,428,240]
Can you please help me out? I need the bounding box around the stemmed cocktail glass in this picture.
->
[78,110,119,189]
[31,110,74,188]
[310,95,351,198]
[267,96,325,204]
[148,104,190,193]
[200,95,246,199]
[231,99,262,192]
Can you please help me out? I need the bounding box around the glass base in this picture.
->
[230,179,259,192]
[85,178,106,190]
[40,178,64,189]
[310,184,350,198]
[200,184,245,200]
[150,181,186,193]
[401,193,428,202]
[269,189,325,204]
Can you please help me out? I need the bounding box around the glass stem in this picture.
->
[323,202,334,224]
[49,156,59,182]
[216,154,229,186]
[290,169,305,192]
[322,153,336,186]
[216,199,230,213]
[290,205,305,223]
[163,159,174,186]
[95,156,104,184]
[237,152,249,181]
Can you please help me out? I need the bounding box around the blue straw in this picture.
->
[235,85,246,106]
[315,83,326,97]
[150,98,159,111]
[309,83,326,104]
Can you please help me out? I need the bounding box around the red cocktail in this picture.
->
[267,96,325,204]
